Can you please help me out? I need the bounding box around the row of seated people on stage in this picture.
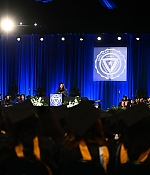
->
[118,95,150,108]
[0,94,26,107]
[0,99,150,175]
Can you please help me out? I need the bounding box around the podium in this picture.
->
[42,96,101,108]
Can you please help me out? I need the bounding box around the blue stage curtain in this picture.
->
[0,33,150,110]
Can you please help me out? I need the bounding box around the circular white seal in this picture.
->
[50,94,62,106]
[95,48,126,80]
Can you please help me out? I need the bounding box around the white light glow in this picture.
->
[97,36,102,40]
[1,18,15,32]
[61,37,65,41]
[117,36,122,40]
[40,37,44,41]
[17,37,21,41]
[80,38,83,41]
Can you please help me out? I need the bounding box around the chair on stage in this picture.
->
[59,160,106,175]
[5,157,51,175]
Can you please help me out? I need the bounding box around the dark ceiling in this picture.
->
[0,0,150,34]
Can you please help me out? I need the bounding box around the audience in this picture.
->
[1,95,13,107]
[0,94,150,175]
[0,100,52,175]
[59,100,109,173]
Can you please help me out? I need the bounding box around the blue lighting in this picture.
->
[35,0,52,2]
[99,0,117,9]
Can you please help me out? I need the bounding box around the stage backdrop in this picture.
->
[0,33,150,110]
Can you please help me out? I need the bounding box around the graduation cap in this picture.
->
[2,99,37,125]
[105,103,150,135]
[118,102,150,127]
[64,100,100,136]
[50,105,68,120]
[97,108,113,118]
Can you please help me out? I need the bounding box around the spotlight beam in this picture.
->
[98,0,117,9]
[1,18,15,32]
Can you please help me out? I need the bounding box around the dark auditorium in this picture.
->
[0,0,150,174]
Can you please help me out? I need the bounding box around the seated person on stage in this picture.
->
[13,94,21,104]
[1,95,13,107]
[139,97,144,103]
[133,97,139,105]
[118,95,130,108]
[56,83,68,97]
[0,94,2,105]
[146,96,150,106]
[60,100,109,173]
[20,94,25,102]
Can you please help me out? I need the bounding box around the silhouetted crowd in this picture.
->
[0,97,150,175]
[0,94,26,107]
[118,95,150,108]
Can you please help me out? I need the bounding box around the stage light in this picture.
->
[19,22,23,25]
[97,36,102,40]
[17,37,21,41]
[40,37,44,41]
[136,35,140,40]
[1,18,15,32]
[117,36,122,40]
[61,36,65,41]
[79,35,84,41]
[98,0,117,9]
[34,23,37,26]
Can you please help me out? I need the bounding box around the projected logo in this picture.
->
[50,94,62,106]
[95,48,126,80]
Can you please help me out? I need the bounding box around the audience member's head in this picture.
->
[20,94,25,101]
[122,95,128,101]
[36,106,64,144]
[62,101,107,150]
[118,103,150,161]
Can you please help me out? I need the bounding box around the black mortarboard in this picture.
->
[118,103,150,127]
[50,105,68,120]
[104,103,150,134]
[97,108,113,119]
[96,108,115,125]
[2,99,37,125]
[64,100,100,136]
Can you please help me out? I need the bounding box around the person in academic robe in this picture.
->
[146,96,150,107]
[0,100,60,175]
[20,94,25,102]
[114,103,150,175]
[1,95,13,107]
[133,97,139,105]
[13,94,21,104]
[118,95,130,108]
[56,83,68,97]
[59,101,109,174]
[0,94,2,106]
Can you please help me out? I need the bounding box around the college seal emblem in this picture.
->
[95,48,126,80]
[50,94,62,106]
